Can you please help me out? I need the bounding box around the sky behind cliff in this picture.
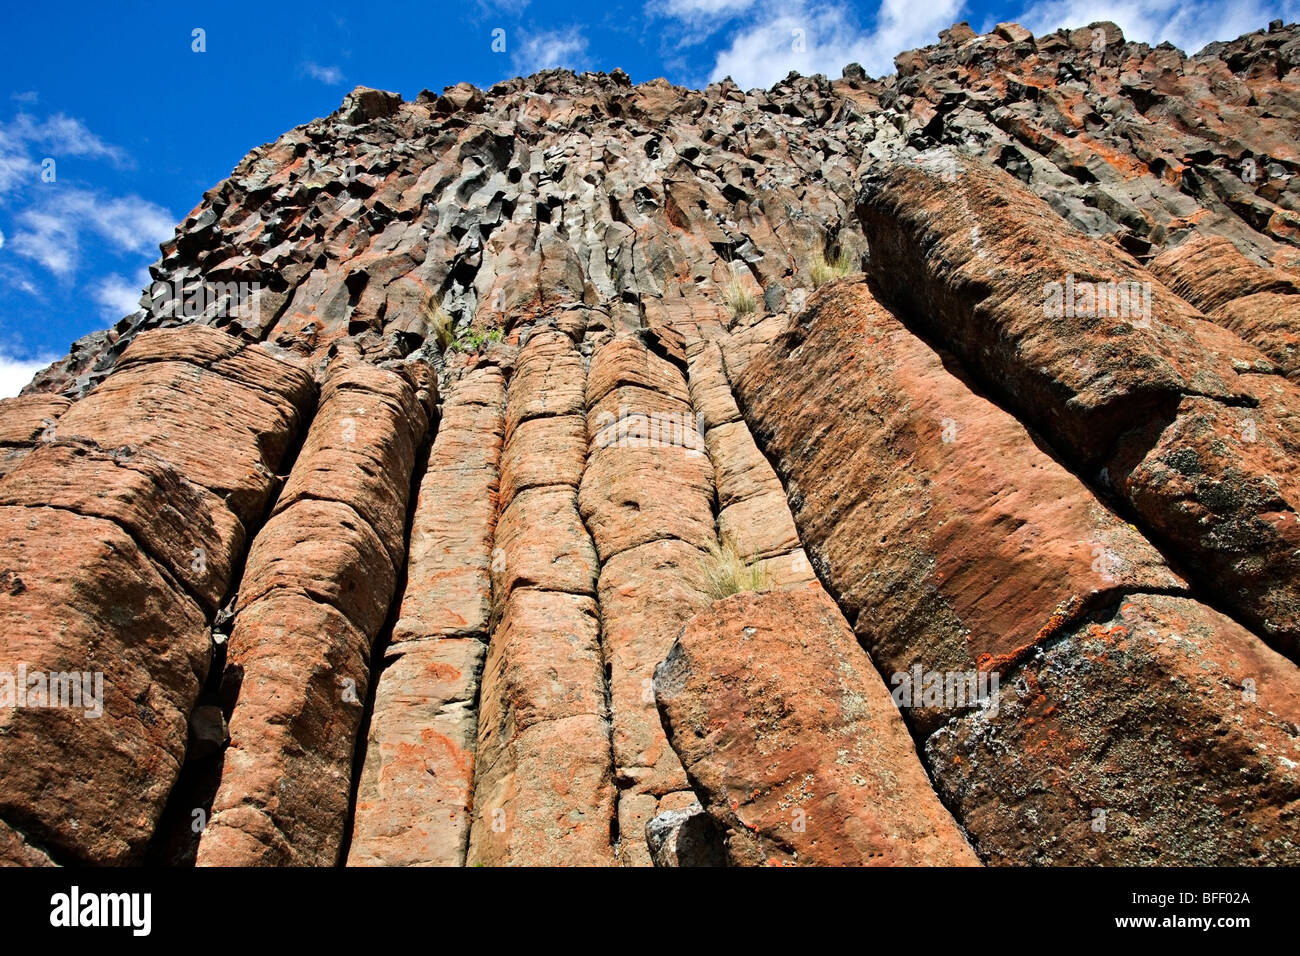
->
[0,0,1296,395]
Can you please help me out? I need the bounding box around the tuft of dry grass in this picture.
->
[810,246,854,289]
[724,271,757,318]
[421,296,457,352]
[696,538,769,600]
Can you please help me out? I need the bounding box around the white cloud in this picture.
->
[1015,0,1293,53]
[653,0,757,22]
[512,27,589,75]
[92,270,148,319]
[9,190,173,278]
[0,228,5,250]
[0,350,54,398]
[303,62,346,84]
[5,113,126,164]
[10,91,38,105]
[705,0,965,88]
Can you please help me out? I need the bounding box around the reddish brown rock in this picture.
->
[236,498,396,638]
[274,359,434,569]
[492,485,598,603]
[54,328,315,527]
[599,539,713,798]
[579,441,714,561]
[1149,234,1299,314]
[196,591,369,866]
[655,589,980,867]
[0,394,71,445]
[1107,394,1300,657]
[503,330,585,442]
[346,637,484,867]
[466,589,615,866]
[349,369,503,867]
[0,393,69,478]
[0,505,207,864]
[858,157,1248,464]
[737,280,1182,713]
[1211,293,1300,379]
[498,414,586,502]
[0,441,243,613]
[199,361,428,866]
[929,594,1300,865]
[393,367,504,644]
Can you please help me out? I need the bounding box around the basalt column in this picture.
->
[738,279,1300,864]
[197,356,433,866]
[347,365,505,867]
[0,326,314,864]
[579,335,718,865]
[466,330,616,866]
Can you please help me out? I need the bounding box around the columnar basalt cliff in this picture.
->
[2,18,1299,866]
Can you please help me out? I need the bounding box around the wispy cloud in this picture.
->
[0,349,54,398]
[512,26,590,75]
[687,0,963,88]
[303,61,346,84]
[2,113,127,166]
[10,91,38,105]
[91,269,149,320]
[8,190,173,278]
[1014,0,1297,54]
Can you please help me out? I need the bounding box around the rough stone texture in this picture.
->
[393,367,504,643]
[347,637,484,866]
[1150,234,1299,314]
[1211,293,1300,379]
[348,369,502,868]
[466,590,615,866]
[198,359,429,866]
[929,594,1300,865]
[656,590,980,867]
[737,280,1183,723]
[52,328,315,527]
[0,505,208,865]
[860,158,1300,660]
[858,156,1247,466]
[0,394,69,478]
[0,327,309,866]
[646,804,726,867]
[1108,393,1300,657]
[7,18,1300,868]
[466,328,616,866]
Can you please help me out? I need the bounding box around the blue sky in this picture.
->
[0,0,1295,394]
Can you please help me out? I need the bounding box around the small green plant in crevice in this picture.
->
[456,326,505,352]
[696,538,769,601]
[810,245,854,289]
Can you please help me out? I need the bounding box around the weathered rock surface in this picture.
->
[197,357,431,866]
[738,280,1183,720]
[0,327,310,865]
[5,17,1300,868]
[348,368,502,867]
[656,590,980,866]
[860,156,1300,659]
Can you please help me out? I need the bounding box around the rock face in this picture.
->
[656,590,980,866]
[3,19,1300,866]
